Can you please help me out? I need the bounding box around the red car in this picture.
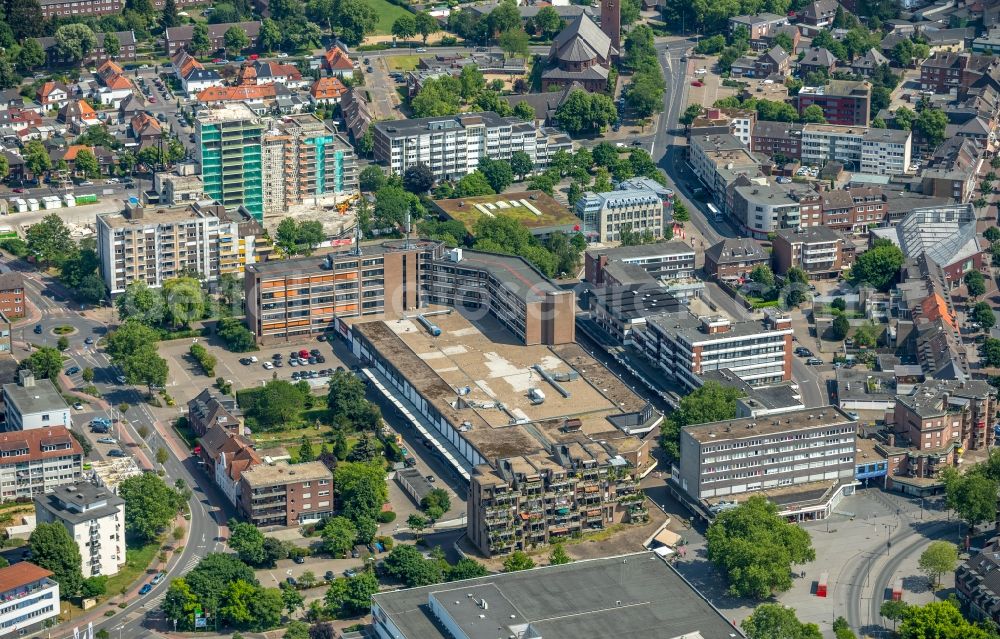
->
[149,96,157,103]
[299,349,310,358]
[691,80,704,87]
[249,54,260,60]
[212,58,224,63]
[12,188,23,193]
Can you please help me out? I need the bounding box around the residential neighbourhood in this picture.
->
[4,0,1000,639]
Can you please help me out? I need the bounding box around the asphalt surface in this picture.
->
[10,263,227,639]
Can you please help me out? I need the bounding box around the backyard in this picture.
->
[369,0,413,35]
[386,54,422,71]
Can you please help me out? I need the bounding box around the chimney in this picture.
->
[18,370,34,387]
[887,433,895,447]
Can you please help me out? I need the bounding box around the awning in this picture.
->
[652,529,683,548]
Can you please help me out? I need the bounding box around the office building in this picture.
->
[730,181,815,238]
[2,372,70,432]
[371,112,572,180]
[245,241,577,347]
[772,226,855,278]
[0,273,25,319]
[261,114,358,220]
[869,203,984,282]
[672,407,857,521]
[344,309,659,556]
[587,284,683,344]
[575,188,667,242]
[797,80,872,126]
[584,243,695,285]
[0,427,84,501]
[371,551,738,639]
[799,124,910,175]
[34,483,125,578]
[639,313,793,391]
[97,200,268,295]
[238,460,333,527]
[688,134,762,207]
[0,563,60,636]
[195,104,265,221]
[751,121,803,160]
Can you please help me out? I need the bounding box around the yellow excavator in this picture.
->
[337,193,360,215]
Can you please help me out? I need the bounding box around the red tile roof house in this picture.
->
[36,82,69,110]
[321,46,355,77]
[310,77,348,104]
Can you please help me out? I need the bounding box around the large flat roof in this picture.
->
[35,483,123,525]
[240,460,331,488]
[3,378,68,416]
[246,239,440,279]
[372,551,738,639]
[447,249,562,302]
[432,191,579,233]
[684,406,853,444]
[349,308,647,461]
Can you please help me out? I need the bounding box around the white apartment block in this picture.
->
[35,483,125,578]
[97,200,267,295]
[731,114,754,146]
[0,427,84,502]
[801,124,911,176]
[2,372,70,432]
[0,562,60,636]
[575,189,666,242]
[638,314,793,391]
[372,112,572,180]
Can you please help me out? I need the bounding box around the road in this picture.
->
[10,262,227,639]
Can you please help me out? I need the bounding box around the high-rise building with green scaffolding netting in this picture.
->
[195,104,265,222]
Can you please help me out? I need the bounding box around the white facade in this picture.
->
[575,189,666,242]
[2,376,71,432]
[213,451,242,507]
[731,115,753,146]
[0,565,59,636]
[34,484,125,578]
[801,124,911,175]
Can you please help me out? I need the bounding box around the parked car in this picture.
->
[139,584,152,595]
[316,355,326,363]
[286,577,298,587]
[108,449,127,458]
[66,366,80,375]
[846,411,860,420]
[806,357,823,365]
[263,361,274,370]
[324,570,335,581]
[73,402,84,410]
[344,568,358,578]
[33,324,43,334]
[96,437,115,444]
[116,375,127,384]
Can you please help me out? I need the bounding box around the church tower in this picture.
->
[601,0,621,55]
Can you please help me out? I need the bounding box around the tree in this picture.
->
[403,163,434,194]
[533,5,562,38]
[502,551,535,572]
[706,496,815,599]
[680,104,703,127]
[103,33,121,60]
[162,277,204,328]
[800,104,827,123]
[659,381,745,460]
[184,553,258,614]
[850,240,904,291]
[335,461,388,521]
[19,346,64,381]
[118,473,184,543]
[161,0,179,29]
[965,270,987,298]
[407,512,429,536]
[281,581,305,615]
[918,541,958,588]
[224,26,251,55]
[750,264,775,288]
[392,14,417,43]
[321,516,357,557]
[414,11,439,43]
[332,0,378,46]
[499,29,530,58]
[973,301,997,330]
[625,70,665,119]
[549,544,571,565]
[74,149,100,179]
[259,18,282,53]
[190,23,212,55]
[898,600,991,639]
[30,522,83,598]
[880,600,910,631]
[54,24,97,64]
[555,90,617,134]
[672,201,690,222]
[23,140,51,179]
[26,213,73,266]
[16,38,45,72]
[421,488,451,520]
[8,0,44,40]
[384,544,443,587]
[359,165,386,192]
[831,314,851,341]
[741,604,822,639]
[242,380,309,430]
[229,522,267,566]
[478,158,514,193]
[513,101,536,121]
[454,171,496,197]
[327,369,373,427]
[445,557,488,581]
[915,107,948,149]
[943,468,998,533]
[81,575,108,598]
[509,150,534,181]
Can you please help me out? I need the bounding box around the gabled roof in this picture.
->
[761,46,790,66]
[799,0,839,20]
[130,112,161,137]
[253,61,301,80]
[197,84,276,103]
[165,21,261,43]
[104,73,133,91]
[801,47,837,66]
[322,46,353,70]
[852,48,888,69]
[97,59,124,81]
[310,76,347,99]
[37,81,67,100]
[551,13,614,63]
[60,145,95,161]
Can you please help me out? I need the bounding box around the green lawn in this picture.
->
[368,0,413,35]
[387,54,422,71]
[104,538,161,598]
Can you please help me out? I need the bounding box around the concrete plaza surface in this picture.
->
[672,489,959,638]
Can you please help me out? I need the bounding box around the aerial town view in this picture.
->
[2,0,1000,637]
